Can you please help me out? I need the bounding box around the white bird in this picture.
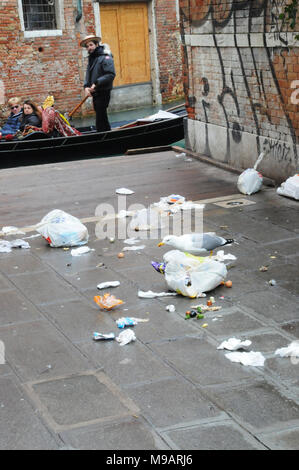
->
[158,233,234,256]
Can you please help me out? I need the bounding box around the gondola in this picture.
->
[0,106,186,168]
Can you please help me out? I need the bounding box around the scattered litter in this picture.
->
[202,323,208,328]
[138,290,177,298]
[275,341,299,358]
[185,309,204,319]
[93,332,115,341]
[122,245,145,251]
[97,281,120,289]
[36,209,89,247]
[212,250,237,263]
[158,250,227,298]
[117,252,125,258]
[225,351,265,367]
[268,279,277,286]
[175,152,186,158]
[166,304,176,312]
[115,188,135,195]
[259,266,268,272]
[277,174,299,200]
[130,207,166,231]
[116,329,136,346]
[217,338,252,351]
[191,304,222,312]
[0,239,30,253]
[109,237,115,243]
[71,246,92,256]
[117,210,135,218]
[94,293,124,310]
[116,317,149,328]
[124,237,140,245]
[237,152,265,195]
[0,226,25,235]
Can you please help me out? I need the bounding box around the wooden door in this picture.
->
[100,3,150,87]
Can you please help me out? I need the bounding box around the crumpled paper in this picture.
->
[217,338,252,351]
[275,341,299,358]
[225,351,265,367]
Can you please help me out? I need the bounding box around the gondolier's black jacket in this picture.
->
[83,44,116,94]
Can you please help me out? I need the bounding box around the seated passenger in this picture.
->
[19,100,42,132]
[0,97,23,138]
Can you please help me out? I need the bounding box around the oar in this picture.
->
[116,103,185,130]
[68,95,89,120]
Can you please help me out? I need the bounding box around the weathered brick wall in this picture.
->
[0,0,93,114]
[0,0,184,116]
[156,0,184,101]
[180,0,299,181]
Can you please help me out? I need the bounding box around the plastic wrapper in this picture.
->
[94,293,124,310]
[161,250,227,297]
[116,329,136,346]
[116,317,137,329]
[36,209,89,247]
[116,317,149,328]
[93,332,115,341]
[97,281,120,290]
[277,174,299,201]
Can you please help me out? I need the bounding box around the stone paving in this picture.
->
[0,150,298,450]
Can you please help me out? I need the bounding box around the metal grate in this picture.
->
[22,0,57,31]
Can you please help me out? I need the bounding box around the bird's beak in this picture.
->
[157,242,164,247]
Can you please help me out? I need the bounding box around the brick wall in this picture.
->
[0,0,184,116]
[0,0,89,114]
[180,0,299,181]
[155,0,184,101]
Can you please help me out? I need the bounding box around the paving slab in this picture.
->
[60,416,169,450]
[124,377,220,428]
[8,271,80,306]
[79,339,176,387]
[26,371,138,431]
[237,291,299,324]
[0,376,59,450]
[258,427,299,450]
[208,381,299,431]
[0,273,14,292]
[281,321,299,339]
[0,289,42,326]
[163,419,267,450]
[0,320,92,382]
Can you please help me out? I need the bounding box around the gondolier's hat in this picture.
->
[80,34,101,47]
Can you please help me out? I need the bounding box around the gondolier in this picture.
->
[80,34,116,132]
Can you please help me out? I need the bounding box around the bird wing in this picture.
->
[189,233,225,251]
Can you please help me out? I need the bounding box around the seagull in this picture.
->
[158,233,234,256]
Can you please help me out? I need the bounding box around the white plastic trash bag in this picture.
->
[237,151,265,195]
[163,250,227,297]
[237,168,263,195]
[277,174,299,201]
[36,210,89,247]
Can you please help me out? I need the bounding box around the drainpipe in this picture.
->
[76,0,82,22]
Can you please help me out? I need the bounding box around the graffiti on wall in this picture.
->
[180,0,298,164]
